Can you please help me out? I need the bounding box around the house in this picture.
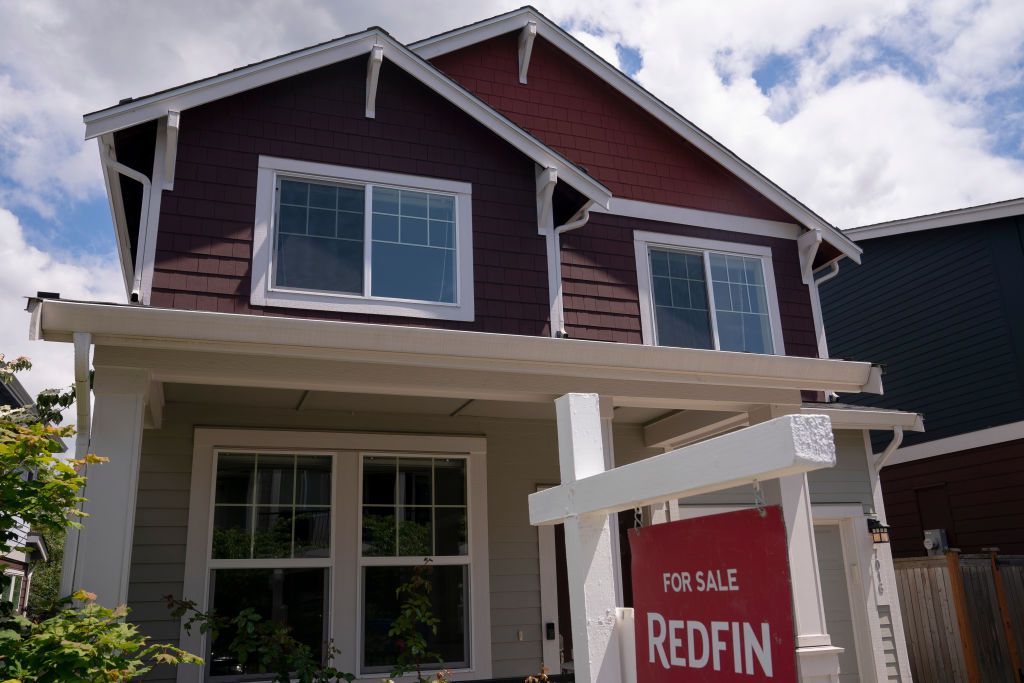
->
[0,376,51,614]
[31,7,922,682]
[821,198,1024,559]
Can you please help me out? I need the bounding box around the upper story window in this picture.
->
[634,231,786,354]
[252,157,474,321]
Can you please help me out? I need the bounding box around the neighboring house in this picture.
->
[0,376,51,614]
[31,7,922,682]
[822,198,1024,559]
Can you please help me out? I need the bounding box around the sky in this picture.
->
[0,0,1022,430]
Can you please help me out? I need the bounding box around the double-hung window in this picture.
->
[252,157,474,321]
[634,232,785,354]
[207,452,333,679]
[359,455,470,673]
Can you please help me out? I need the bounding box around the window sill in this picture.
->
[252,286,475,321]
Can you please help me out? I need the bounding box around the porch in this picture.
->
[30,297,903,682]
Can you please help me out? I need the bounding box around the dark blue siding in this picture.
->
[821,216,1024,450]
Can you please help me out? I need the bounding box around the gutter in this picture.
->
[29,297,885,395]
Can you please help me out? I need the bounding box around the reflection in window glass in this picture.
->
[212,453,331,559]
[209,568,328,677]
[275,179,364,295]
[649,248,713,350]
[708,253,773,354]
[371,189,456,303]
[362,565,468,672]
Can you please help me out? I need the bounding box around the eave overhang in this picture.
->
[29,299,883,409]
[411,6,862,264]
[83,29,611,209]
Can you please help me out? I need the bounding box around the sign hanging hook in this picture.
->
[753,479,767,518]
[634,505,643,534]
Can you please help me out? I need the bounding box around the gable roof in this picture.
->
[845,197,1024,241]
[411,6,861,264]
[83,28,611,207]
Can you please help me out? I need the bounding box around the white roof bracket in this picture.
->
[518,21,537,84]
[365,44,384,118]
[163,110,180,191]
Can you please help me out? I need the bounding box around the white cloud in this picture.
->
[0,206,123,447]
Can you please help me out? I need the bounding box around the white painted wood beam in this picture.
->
[642,409,747,448]
[365,44,384,118]
[530,413,836,525]
[518,21,538,84]
[163,110,180,190]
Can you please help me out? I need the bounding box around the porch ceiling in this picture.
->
[161,383,669,424]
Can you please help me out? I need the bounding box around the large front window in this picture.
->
[360,455,470,672]
[208,452,332,679]
[635,232,784,354]
[252,157,474,321]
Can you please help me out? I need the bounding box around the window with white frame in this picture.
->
[251,157,474,321]
[634,232,785,354]
[359,455,470,673]
[208,452,333,679]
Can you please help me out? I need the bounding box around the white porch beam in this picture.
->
[518,21,538,84]
[365,44,384,118]
[65,366,149,606]
[530,412,836,525]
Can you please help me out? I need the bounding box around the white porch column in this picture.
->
[755,406,842,682]
[555,393,621,683]
[67,366,149,606]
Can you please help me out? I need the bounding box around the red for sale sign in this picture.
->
[629,506,797,682]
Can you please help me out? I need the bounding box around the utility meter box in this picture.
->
[923,528,948,556]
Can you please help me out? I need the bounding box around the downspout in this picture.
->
[101,145,152,303]
[810,260,840,362]
[874,426,904,470]
[549,204,593,337]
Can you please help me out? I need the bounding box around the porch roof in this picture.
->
[29,298,883,410]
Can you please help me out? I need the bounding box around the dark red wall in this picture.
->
[882,437,1024,557]
[431,33,795,222]
[560,212,819,356]
[152,57,551,335]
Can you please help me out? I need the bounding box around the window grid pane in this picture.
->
[212,453,332,560]
[648,248,713,350]
[708,252,774,354]
[360,456,468,559]
[370,189,457,303]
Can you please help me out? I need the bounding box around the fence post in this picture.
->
[989,549,1023,682]
[947,550,982,683]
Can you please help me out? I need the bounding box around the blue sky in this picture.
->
[0,0,1022,410]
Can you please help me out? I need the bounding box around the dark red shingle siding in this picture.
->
[431,33,794,223]
[561,212,818,357]
[153,57,550,335]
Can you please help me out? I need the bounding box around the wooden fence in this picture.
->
[895,551,1023,683]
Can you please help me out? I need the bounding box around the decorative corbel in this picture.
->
[365,44,384,118]
[163,110,180,191]
[518,21,538,84]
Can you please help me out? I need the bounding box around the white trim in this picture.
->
[163,111,180,191]
[518,21,537,84]
[83,29,611,209]
[535,484,562,675]
[32,298,885,398]
[365,45,384,118]
[632,230,787,355]
[251,156,475,321]
[847,196,1024,241]
[137,116,169,305]
[806,406,923,433]
[179,429,489,683]
[411,8,860,264]
[593,197,801,239]
[883,419,1024,467]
